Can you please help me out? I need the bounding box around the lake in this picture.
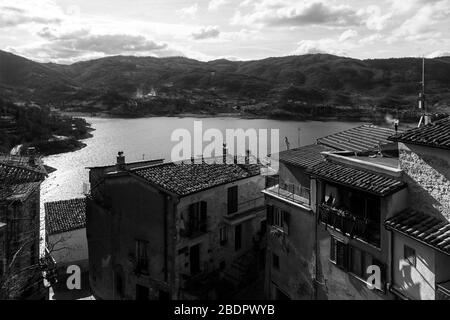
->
[40,116,363,204]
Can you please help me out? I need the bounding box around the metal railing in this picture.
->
[264,175,310,205]
[319,203,380,246]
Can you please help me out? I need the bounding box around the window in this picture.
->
[136,284,149,300]
[135,240,149,274]
[220,261,226,270]
[219,226,227,246]
[330,237,347,269]
[272,254,280,270]
[267,206,289,234]
[404,245,416,267]
[227,186,238,214]
[260,220,267,236]
[188,201,207,235]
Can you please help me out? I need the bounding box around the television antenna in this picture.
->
[418,57,430,127]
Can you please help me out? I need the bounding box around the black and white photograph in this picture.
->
[0,0,449,312]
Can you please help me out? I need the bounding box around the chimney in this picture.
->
[27,147,36,166]
[116,151,125,170]
[394,120,399,134]
[245,149,250,164]
[190,156,195,164]
[222,143,227,164]
[233,155,238,164]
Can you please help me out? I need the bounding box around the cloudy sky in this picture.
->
[1,0,449,63]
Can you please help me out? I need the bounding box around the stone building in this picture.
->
[263,124,403,300]
[386,117,450,300]
[0,157,47,299]
[86,152,266,300]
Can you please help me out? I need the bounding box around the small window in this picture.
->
[227,186,238,214]
[330,237,347,269]
[404,245,416,267]
[272,253,280,270]
[272,208,289,233]
[136,240,149,274]
[219,226,228,246]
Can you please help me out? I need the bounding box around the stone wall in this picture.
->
[399,144,450,219]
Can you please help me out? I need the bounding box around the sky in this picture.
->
[1,0,449,64]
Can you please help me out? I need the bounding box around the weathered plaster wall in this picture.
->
[174,175,266,295]
[392,232,436,300]
[87,173,175,300]
[265,197,315,300]
[49,228,88,270]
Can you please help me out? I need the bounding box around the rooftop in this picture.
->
[45,198,86,235]
[0,162,46,201]
[278,144,333,169]
[317,124,399,154]
[389,116,450,150]
[131,161,261,196]
[309,160,406,196]
[385,209,450,255]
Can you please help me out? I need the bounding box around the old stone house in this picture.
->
[86,152,266,300]
[386,116,450,300]
[0,157,47,299]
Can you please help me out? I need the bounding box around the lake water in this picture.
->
[40,116,362,204]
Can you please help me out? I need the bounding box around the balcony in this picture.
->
[223,196,265,219]
[263,176,310,206]
[181,220,207,239]
[319,203,380,246]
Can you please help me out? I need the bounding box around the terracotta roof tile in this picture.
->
[131,162,261,196]
[278,144,332,169]
[389,116,450,150]
[45,198,86,235]
[385,209,450,254]
[317,124,399,154]
[309,161,406,196]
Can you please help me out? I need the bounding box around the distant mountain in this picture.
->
[1,50,450,112]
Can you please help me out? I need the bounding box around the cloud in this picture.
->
[292,39,348,56]
[191,26,221,40]
[339,29,358,42]
[208,0,228,11]
[0,0,62,28]
[177,3,199,19]
[426,50,450,58]
[232,1,362,28]
[14,27,169,62]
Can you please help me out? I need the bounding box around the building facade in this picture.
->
[386,117,450,300]
[86,153,266,300]
[0,157,47,299]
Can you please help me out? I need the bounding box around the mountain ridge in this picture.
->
[1,50,449,116]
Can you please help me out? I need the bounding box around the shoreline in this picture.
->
[60,110,415,125]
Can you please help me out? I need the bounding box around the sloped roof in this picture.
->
[131,161,261,196]
[0,162,46,201]
[0,162,45,184]
[389,116,450,150]
[317,124,399,154]
[45,198,86,235]
[309,160,406,196]
[278,144,332,169]
[385,209,450,255]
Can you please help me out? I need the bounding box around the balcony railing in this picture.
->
[319,203,380,246]
[264,176,310,206]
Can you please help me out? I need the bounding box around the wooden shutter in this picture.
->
[282,211,290,234]
[200,201,207,232]
[267,205,274,225]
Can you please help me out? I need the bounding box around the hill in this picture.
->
[1,50,449,119]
